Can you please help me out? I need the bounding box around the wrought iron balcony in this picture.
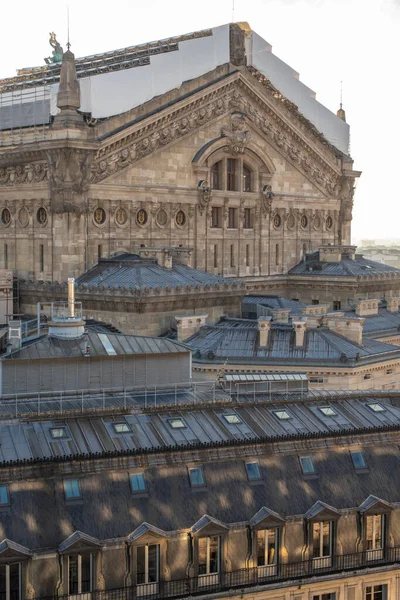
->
[46,546,400,600]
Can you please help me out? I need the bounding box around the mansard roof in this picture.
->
[59,531,102,552]
[186,317,400,365]
[289,251,400,279]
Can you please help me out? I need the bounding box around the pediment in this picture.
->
[90,70,341,198]
[359,495,392,515]
[306,501,340,521]
[192,514,229,535]
[250,507,285,529]
[59,531,102,553]
[127,523,167,542]
[0,539,32,559]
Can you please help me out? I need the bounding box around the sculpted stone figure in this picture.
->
[221,111,251,155]
[44,32,63,65]
[46,148,93,213]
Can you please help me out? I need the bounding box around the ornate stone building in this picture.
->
[0,23,359,286]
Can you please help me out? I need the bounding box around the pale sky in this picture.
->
[1,0,399,243]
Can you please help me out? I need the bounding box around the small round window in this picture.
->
[136,208,148,226]
[300,215,308,229]
[326,216,333,231]
[1,208,11,226]
[93,207,106,225]
[176,210,186,227]
[273,214,281,229]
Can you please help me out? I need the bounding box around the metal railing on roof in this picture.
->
[29,546,400,600]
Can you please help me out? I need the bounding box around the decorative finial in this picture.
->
[337,80,346,122]
[340,80,343,109]
[67,5,71,50]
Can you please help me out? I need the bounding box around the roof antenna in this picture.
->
[340,80,343,109]
[67,5,71,50]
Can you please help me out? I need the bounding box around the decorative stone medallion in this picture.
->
[136,208,148,227]
[115,207,128,226]
[326,215,333,231]
[37,207,48,226]
[273,213,281,229]
[313,214,321,230]
[300,215,308,229]
[156,209,168,227]
[93,206,106,226]
[1,208,11,227]
[287,213,295,230]
[18,207,29,228]
[175,210,186,227]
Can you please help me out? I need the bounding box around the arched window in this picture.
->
[210,161,223,190]
[243,164,252,192]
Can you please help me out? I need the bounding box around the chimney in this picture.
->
[322,315,365,345]
[300,304,329,328]
[386,298,400,313]
[271,309,290,324]
[138,247,173,269]
[258,316,271,347]
[319,245,342,263]
[354,299,380,317]
[292,319,307,347]
[68,277,75,318]
[175,314,208,342]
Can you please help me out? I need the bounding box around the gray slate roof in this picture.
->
[187,318,400,364]
[76,254,233,291]
[344,307,400,337]
[1,395,400,548]
[242,295,306,314]
[5,331,188,361]
[289,251,400,278]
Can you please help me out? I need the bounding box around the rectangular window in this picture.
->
[230,244,235,268]
[113,422,131,433]
[228,207,238,229]
[257,529,277,566]
[312,521,332,558]
[211,207,222,228]
[366,514,384,550]
[4,244,8,270]
[210,161,222,190]
[333,301,341,311]
[351,451,366,470]
[319,407,337,417]
[365,585,387,600]
[274,410,290,420]
[223,414,241,425]
[227,158,238,191]
[189,467,205,487]
[310,377,324,384]
[214,244,218,268]
[386,369,393,375]
[0,485,8,506]
[311,299,319,305]
[39,244,44,273]
[246,462,261,481]
[275,244,279,266]
[98,244,102,261]
[198,536,220,575]
[243,165,252,193]
[0,564,21,600]
[137,544,159,585]
[64,479,81,500]
[51,427,68,439]
[168,418,186,429]
[300,456,315,474]
[368,402,385,412]
[246,244,250,267]
[244,208,253,229]
[130,473,146,493]
[69,554,93,594]
[313,595,336,600]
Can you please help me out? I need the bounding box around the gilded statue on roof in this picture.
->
[44,32,63,65]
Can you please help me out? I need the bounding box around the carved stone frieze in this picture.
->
[0,162,48,185]
[221,111,251,155]
[46,148,93,213]
[339,175,355,222]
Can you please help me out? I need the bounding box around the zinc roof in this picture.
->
[289,252,400,278]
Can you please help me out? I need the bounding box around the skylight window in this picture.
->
[224,414,242,425]
[319,407,337,417]
[368,402,385,413]
[113,422,131,433]
[274,410,291,420]
[130,473,146,493]
[351,451,366,470]
[188,467,205,487]
[168,418,186,429]
[246,462,261,481]
[0,485,9,506]
[64,479,81,500]
[50,427,68,439]
[300,457,315,474]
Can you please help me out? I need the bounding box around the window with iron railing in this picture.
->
[198,536,220,577]
[312,521,333,558]
[0,563,20,600]
[137,544,159,586]
[68,554,93,595]
[257,529,278,566]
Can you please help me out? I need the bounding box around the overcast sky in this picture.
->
[1,0,398,243]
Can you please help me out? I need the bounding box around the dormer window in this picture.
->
[366,514,385,555]
[68,554,94,595]
[312,521,333,560]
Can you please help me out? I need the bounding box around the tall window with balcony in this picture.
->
[0,564,20,600]
[198,536,220,586]
[68,554,93,596]
[137,544,159,595]
[312,521,333,567]
[366,514,385,560]
[257,528,278,576]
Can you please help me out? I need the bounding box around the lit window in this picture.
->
[130,473,146,493]
[137,544,159,585]
[368,402,385,412]
[198,536,220,576]
[168,418,186,429]
[113,422,131,433]
[257,528,277,566]
[319,407,337,417]
[64,479,81,500]
[246,462,261,481]
[69,554,93,594]
[366,515,385,551]
[351,451,366,470]
[51,427,68,439]
[365,585,387,600]
[312,521,332,558]
[189,467,205,487]
[0,564,21,600]
[274,410,290,420]
[0,485,8,505]
[224,414,241,424]
[300,457,315,474]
